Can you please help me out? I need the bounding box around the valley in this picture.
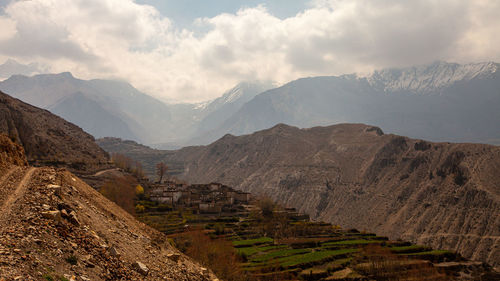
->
[98,123,500,270]
[1,1,499,279]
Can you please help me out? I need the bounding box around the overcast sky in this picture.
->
[0,0,499,103]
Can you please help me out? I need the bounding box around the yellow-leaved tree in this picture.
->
[135,184,144,199]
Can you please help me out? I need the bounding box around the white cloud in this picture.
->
[0,17,16,41]
[0,0,499,102]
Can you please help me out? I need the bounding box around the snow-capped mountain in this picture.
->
[0,59,47,80]
[211,61,500,145]
[152,81,275,148]
[367,61,499,93]
[194,81,275,130]
[2,61,498,147]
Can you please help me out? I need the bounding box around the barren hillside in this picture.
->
[0,90,109,173]
[103,124,500,269]
[0,134,216,280]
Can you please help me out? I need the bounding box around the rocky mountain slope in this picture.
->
[99,124,500,269]
[0,90,109,173]
[213,61,500,145]
[0,135,216,280]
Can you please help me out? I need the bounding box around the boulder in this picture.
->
[108,246,119,257]
[133,261,149,275]
[167,253,181,262]
[41,211,62,223]
[68,211,80,226]
[61,209,69,218]
[47,184,62,196]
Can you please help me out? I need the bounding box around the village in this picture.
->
[147,181,252,214]
[143,179,310,223]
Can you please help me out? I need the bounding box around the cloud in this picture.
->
[0,16,16,41]
[0,0,499,102]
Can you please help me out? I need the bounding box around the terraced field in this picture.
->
[136,199,496,280]
[207,220,459,280]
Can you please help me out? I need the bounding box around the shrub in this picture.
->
[173,230,249,281]
[135,184,144,197]
[135,204,145,213]
[65,255,78,265]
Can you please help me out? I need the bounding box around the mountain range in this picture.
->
[1,61,499,146]
[0,72,172,144]
[214,61,500,145]
[0,70,272,147]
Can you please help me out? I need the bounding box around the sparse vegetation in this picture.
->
[156,162,168,183]
[111,153,144,178]
[99,174,138,214]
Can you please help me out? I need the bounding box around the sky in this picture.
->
[0,0,499,103]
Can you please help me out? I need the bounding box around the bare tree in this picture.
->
[156,162,168,183]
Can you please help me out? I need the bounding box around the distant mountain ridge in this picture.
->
[0,72,172,143]
[0,59,46,79]
[0,72,274,147]
[1,61,499,146]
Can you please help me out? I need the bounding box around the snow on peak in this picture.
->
[367,61,498,93]
[220,84,244,104]
[194,100,211,110]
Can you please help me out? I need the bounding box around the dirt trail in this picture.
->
[92,167,120,176]
[0,167,36,225]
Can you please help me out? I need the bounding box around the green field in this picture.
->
[233,237,274,247]
[278,249,359,268]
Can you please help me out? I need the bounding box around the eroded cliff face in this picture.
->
[0,134,27,170]
[163,123,500,268]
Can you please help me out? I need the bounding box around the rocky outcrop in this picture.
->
[121,123,500,269]
[0,90,109,173]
